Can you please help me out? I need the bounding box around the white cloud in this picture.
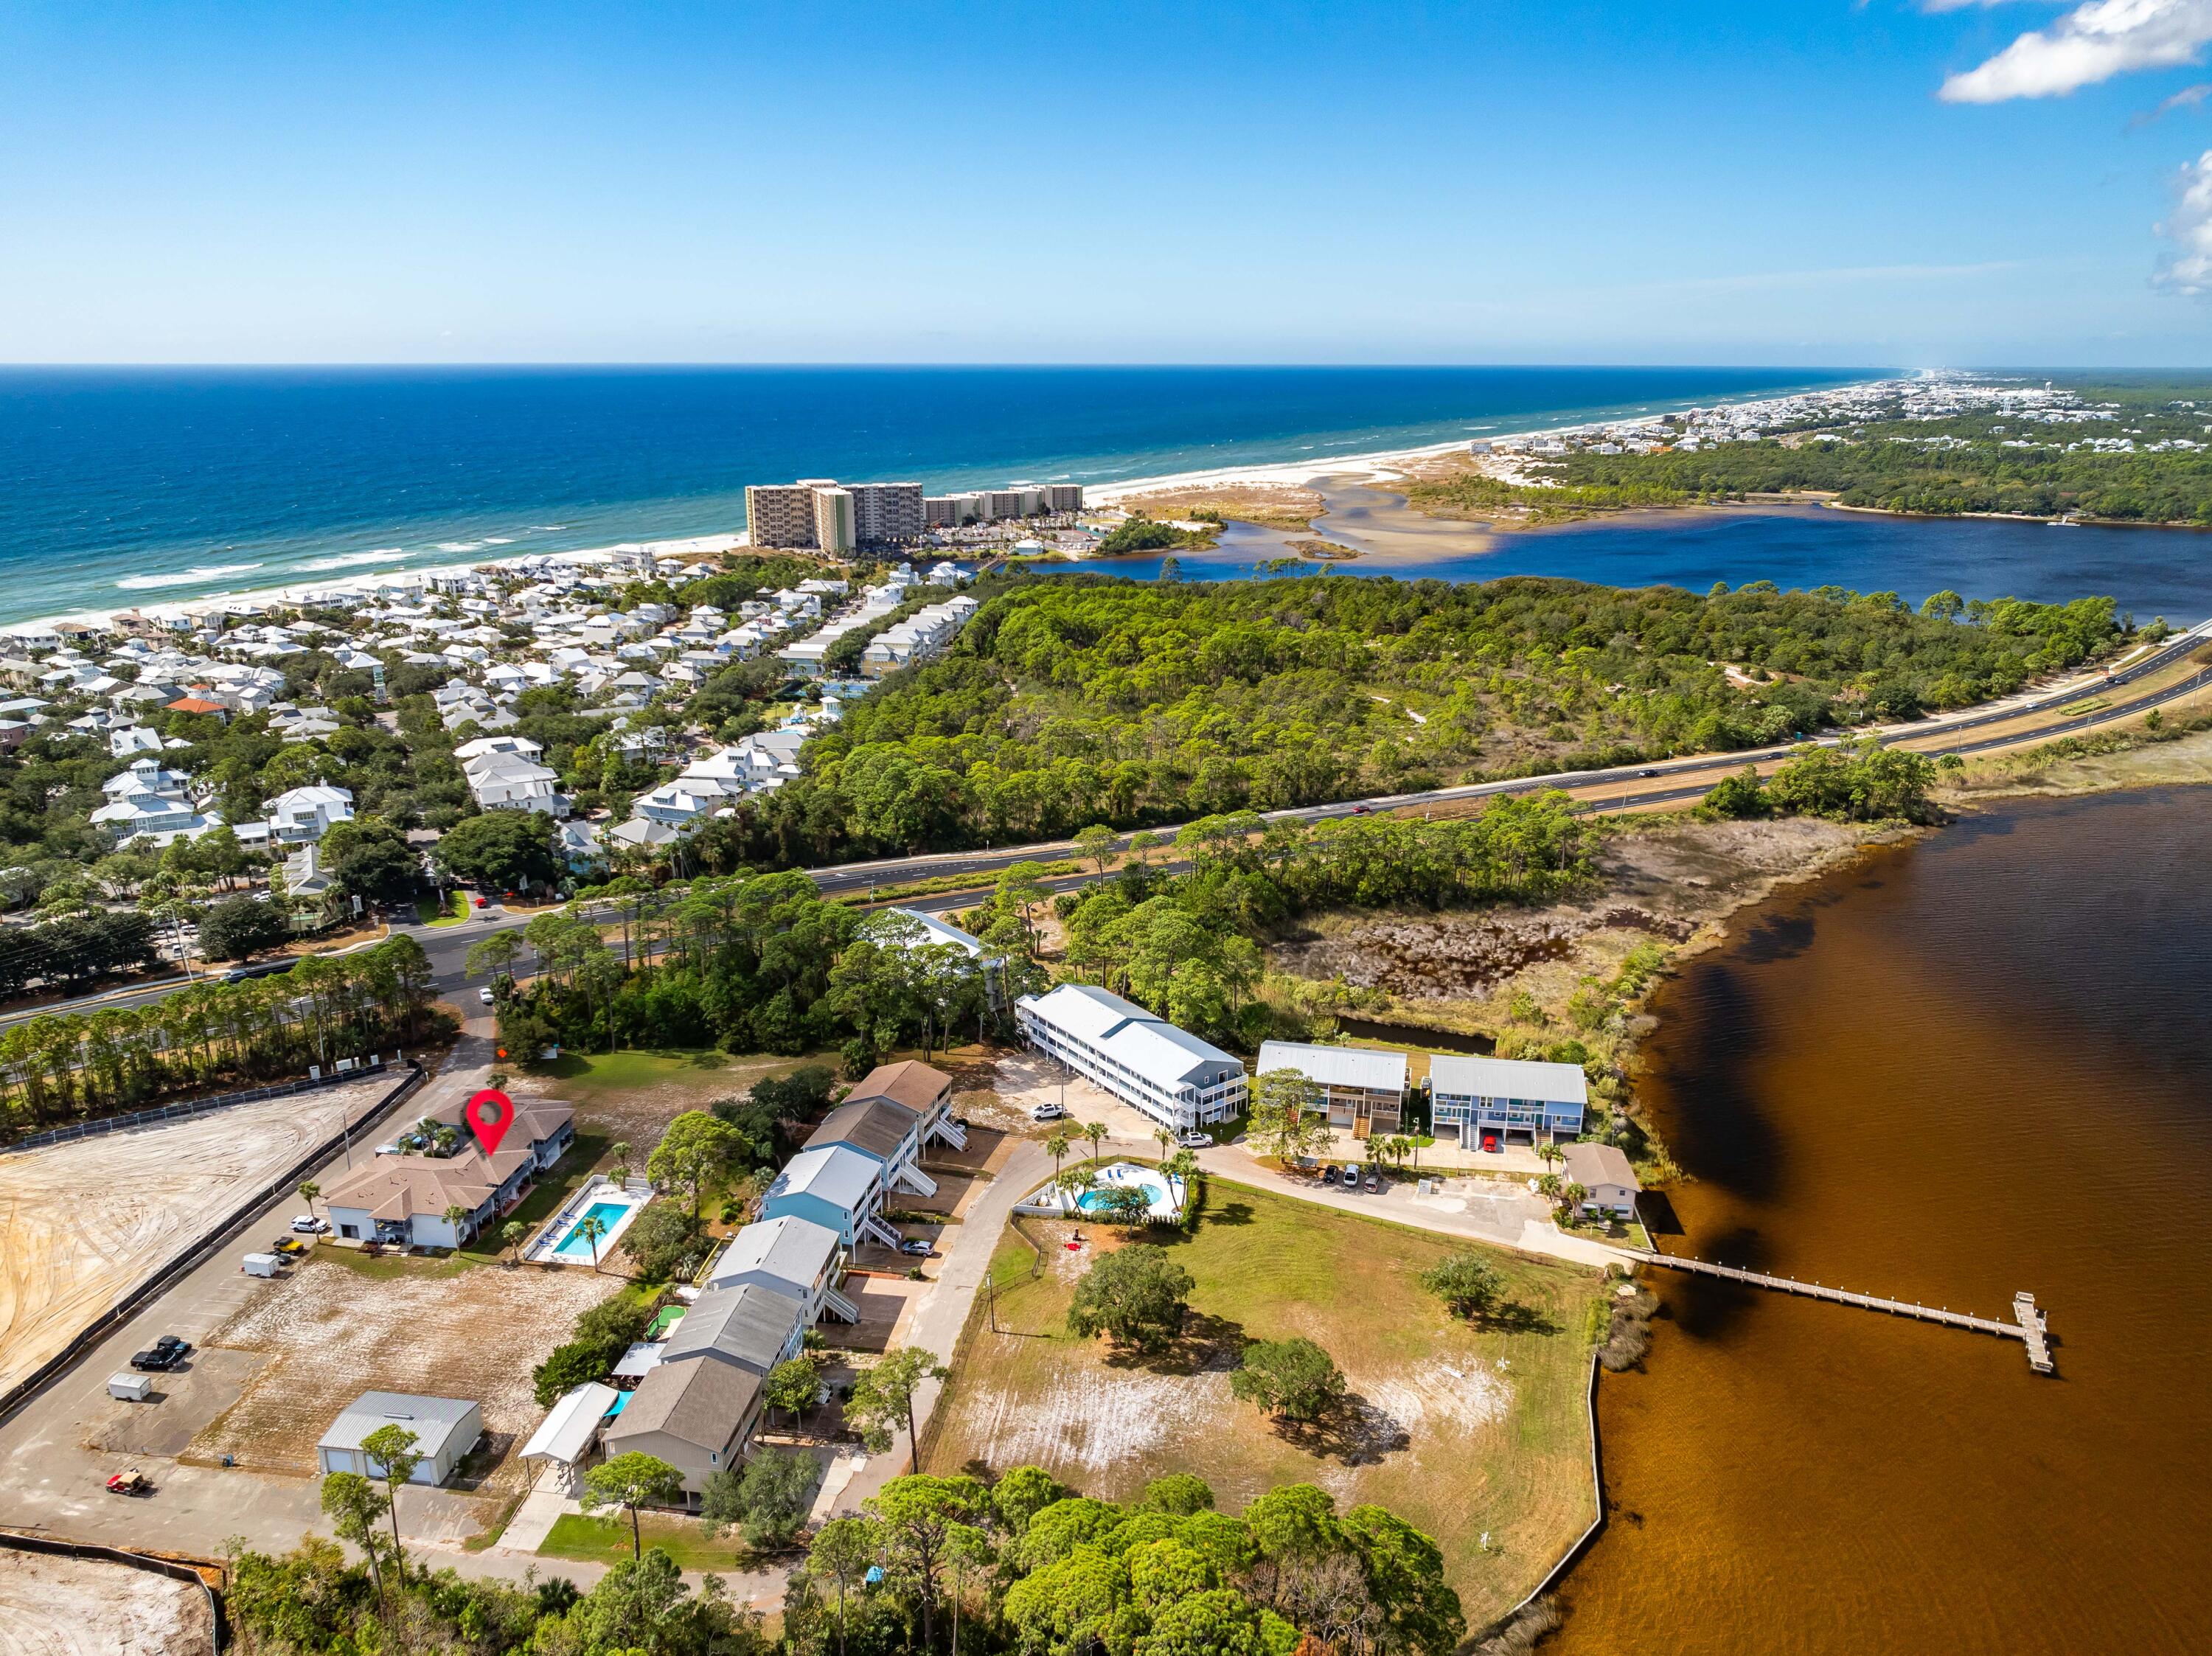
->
[1941,0,2212,102]
[2132,77,2212,119]
[2154,147,2212,289]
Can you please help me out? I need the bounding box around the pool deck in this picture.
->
[524,1175,651,1266]
[1015,1159,1186,1222]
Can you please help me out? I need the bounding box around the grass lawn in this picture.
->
[928,1177,1604,1621]
[518,1048,840,1144]
[417,891,470,927]
[540,1512,760,1573]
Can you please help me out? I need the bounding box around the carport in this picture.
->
[519,1382,618,1495]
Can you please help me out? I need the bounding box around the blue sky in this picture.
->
[6,1,2212,366]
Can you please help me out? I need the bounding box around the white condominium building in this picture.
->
[1015,983,1248,1131]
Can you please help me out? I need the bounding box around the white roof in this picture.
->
[1428,1054,1589,1105]
[881,908,990,959]
[1256,1040,1408,1094]
[708,1214,842,1295]
[767,1145,879,1213]
[521,1382,619,1466]
[318,1391,480,1457]
[1018,983,1242,1091]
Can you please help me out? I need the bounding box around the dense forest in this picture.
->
[224,1467,1462,1656]
[689,573,2119,861]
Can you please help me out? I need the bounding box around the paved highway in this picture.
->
[8,624,2206,1031]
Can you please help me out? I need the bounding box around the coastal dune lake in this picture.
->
[1551,789,2212,1655]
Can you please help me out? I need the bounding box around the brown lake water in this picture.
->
[1551,789,2212,1656]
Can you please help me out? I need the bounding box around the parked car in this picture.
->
[1363,1175,1382,1193]
[1029,1103,1066,1122]
[129,1335,191,1372]
[1178,1131,1211,1149]
[1321,1166,1340,1186]
[291,1214,330,1234]
[105,1468,153,1496]
[478,986,496,1005]
[473,896,489,908]
[270,1236,307,1255]
[899,1239,932,1257]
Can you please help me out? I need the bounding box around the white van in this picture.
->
[240,1252,282,1277]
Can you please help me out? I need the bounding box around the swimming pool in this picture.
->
[524,1178,650,1265]
[552,1200,632,1261]
[1021,1160,1186,1222]
[1076,1179,1169,1212]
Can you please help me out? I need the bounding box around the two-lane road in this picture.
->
[9,622,2206,1031]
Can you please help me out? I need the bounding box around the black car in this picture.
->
[130,1335,191,1371]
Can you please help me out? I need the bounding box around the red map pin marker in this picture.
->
[464,1088,515,1156]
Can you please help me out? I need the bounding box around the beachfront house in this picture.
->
[1015,982,1248,1132]
[1560,1141,1641,1217]
[705,1214,858,1324]
[1427,1054,1588,1149]
[1254,1040,1408,1136]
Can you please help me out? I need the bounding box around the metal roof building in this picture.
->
[316,1391,483,1486]
[1015,983,1248,1131]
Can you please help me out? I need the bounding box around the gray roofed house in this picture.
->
[759,1144,895,1247]
[659,1282,807,1375]
[1428,1054,1589,1147]
[706,1214,856,1323]
[600,1355,764,1502]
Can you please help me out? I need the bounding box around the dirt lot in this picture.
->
[0,1074,400,1399]
[188,1255,620,1494]
[0,1548,215,1656]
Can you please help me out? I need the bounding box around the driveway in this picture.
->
[831,1136,1050,1514]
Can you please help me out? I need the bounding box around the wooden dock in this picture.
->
[1624,1249,2056,1374]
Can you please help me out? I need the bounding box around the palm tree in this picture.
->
[1044,1126,1074,1185]
[1152,1126,1175,1163]
[1559,1181,1588,1222]
[1082,1119,1108,1165]
[442,1203,473,1248]
[1537,1172,1562,1205]
[1538,1142,1566,1170]
[609,1140,631,1186]
[573,1213,609,1273]
[297,1180,321,1220]
[501,1219,527,1266]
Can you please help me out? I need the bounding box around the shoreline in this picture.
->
[0,378,1881,640]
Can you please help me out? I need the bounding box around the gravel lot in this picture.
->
[0,1076,398,1399]
[190,1254,620,1494]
